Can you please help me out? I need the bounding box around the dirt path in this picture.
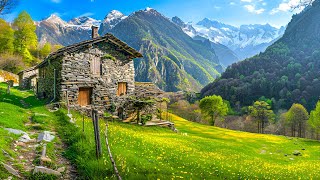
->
[9,99,79,179]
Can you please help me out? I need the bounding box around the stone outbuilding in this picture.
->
[18,66,38,90]
[36,27,143,118]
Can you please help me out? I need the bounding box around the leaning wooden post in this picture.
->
[6,82,10,95]
[92,109,102,159]
[105,117,122,180]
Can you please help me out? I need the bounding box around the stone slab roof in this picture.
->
[17,66,38,75]
[37,33,143,68]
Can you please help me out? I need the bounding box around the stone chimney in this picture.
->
[91,26,99,39]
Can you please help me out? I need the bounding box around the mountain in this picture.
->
[172,16,239,66]
[37,14,101,46]
[193,18,285,60]
[110,8,222,92]
[201,0,320,111]
[99,10,127,35]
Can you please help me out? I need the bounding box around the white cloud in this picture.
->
[241,0,252,2]
[244,4,265,14]
[230,2,236,5]
[78,12,94,17]
[51,0,61,3]
[270,0,313,15]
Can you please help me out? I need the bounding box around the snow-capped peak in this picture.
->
[145,7,154,12]
[69,16,101,28]
[45,14,68,26]
[104,10,127,23]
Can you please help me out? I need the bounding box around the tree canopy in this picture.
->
[248,101,275,133]
[13,11,38,65]
[286,103,309,137]
[199,95,228,126]
[308,101,320,134]
[0,18,13,53]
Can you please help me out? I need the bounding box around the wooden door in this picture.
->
[117,82,127,96]
[78,88,92,106]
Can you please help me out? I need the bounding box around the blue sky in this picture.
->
[2,0,302,27]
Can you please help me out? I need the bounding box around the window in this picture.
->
[91,58,101,75]
[78,87,92,106]
[117,82,127,96]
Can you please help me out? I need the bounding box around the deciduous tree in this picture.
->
[199,95,228,126]
[249,101,275,134]
[13,11,37,65]
[0,18,13,53]
[287,103,309,137]
[308,101,320,139]
[0,0,17,15]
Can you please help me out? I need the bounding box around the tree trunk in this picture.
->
[211,115,215,126]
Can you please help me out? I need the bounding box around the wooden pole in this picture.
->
[92,109,102,159]
[105,119,122,180]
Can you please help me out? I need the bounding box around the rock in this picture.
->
[33,166,61,176]
[16,142,26,147]
[37,131,55,142]
[2,149,14,160]
[18,134,32,143]
[289,158,294,160]
[40,156,52,163]
[1,163,20,177]
[57,167,66,173]
[5,176,13,180]
[4,128,26,135]
[293,150,301,156]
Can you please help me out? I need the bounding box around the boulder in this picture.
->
[293,150,301,156]
[1,163,20,177]
[57,167,66,173]
[33,166,61,176]
[4,128,26,135]
[18,134,32,143]
[37,131,55,142]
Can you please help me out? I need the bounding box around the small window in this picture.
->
[117,82,127,96]
[91,58,101,75]
[78,87,92,106]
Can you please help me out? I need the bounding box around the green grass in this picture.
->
[0,83,63,179]
[56,110,320,179]
[1,83,320,179]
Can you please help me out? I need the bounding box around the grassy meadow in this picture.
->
[0,82,319,179]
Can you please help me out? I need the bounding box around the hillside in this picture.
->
[0,83,319,179]
[201,0,320,111]
[111,8,222,92]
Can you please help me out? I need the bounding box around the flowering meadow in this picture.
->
[57,111,320,179]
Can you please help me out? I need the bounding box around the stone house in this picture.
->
[18,66,38,90]
[36,27,142,118]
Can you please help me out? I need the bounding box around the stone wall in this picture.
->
[19,67,39,90]
[37,58,62,100]
[59,43,135,117]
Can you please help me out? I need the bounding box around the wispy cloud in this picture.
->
[78,12,94,17]
[270,0,307,15]
[244,4,265,14]
[51,0,61,3]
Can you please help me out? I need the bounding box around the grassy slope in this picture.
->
[57,111,320,179]
[0,83,63,179]
[1,83,319,179]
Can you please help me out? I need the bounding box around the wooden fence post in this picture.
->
[92,109,102,159]
[105,118,122,180]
